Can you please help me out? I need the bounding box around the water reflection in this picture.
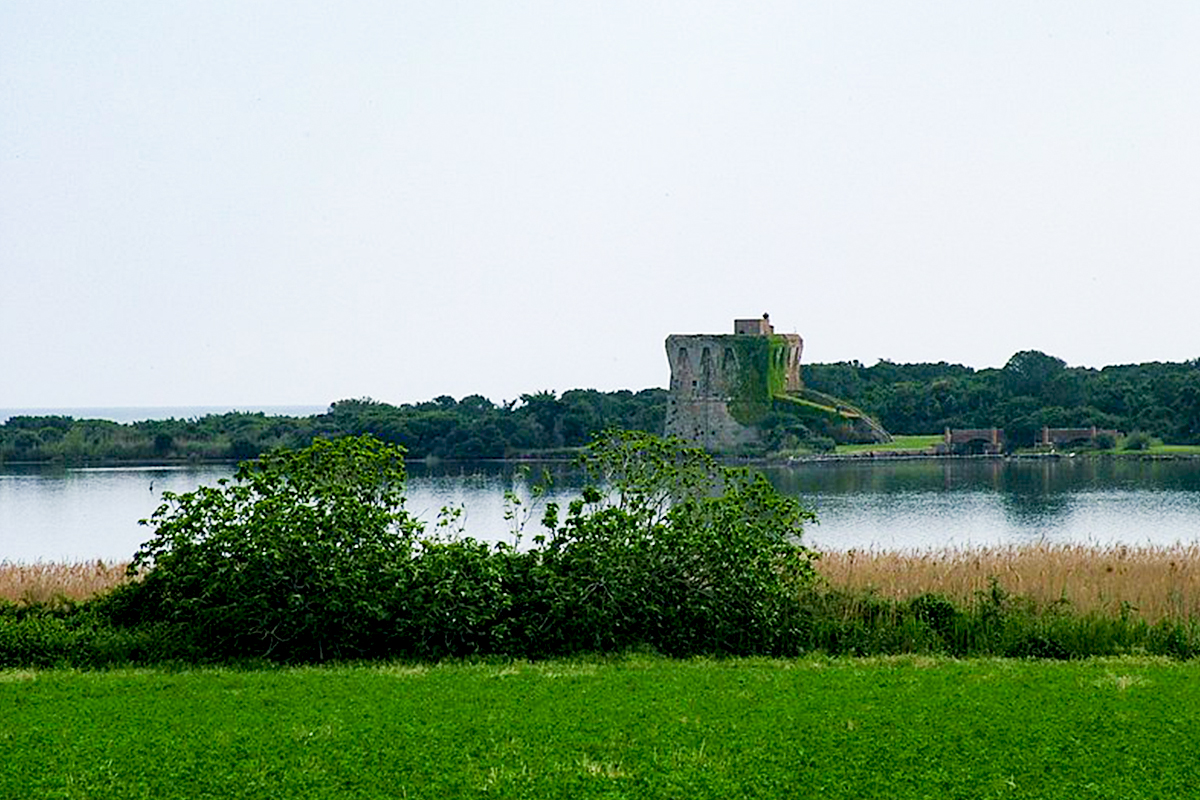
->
[3,458,1200,560]
[403,460,587,544]
[762,457,1200,552]
[995,461,1074,533]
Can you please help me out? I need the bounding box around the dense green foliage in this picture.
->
[519,430,818,656]
[805,351,1200,446]
[8,572,1199,668]
[798,583,1200,660]
[0,411,317,464]
[323,389,666,459]
[0,389,667,464]
[86,432,819,663]
[5,657,1200,798]
[116,436,422,661]
[4,351,1197,464]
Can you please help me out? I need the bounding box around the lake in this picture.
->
[3,458,1200,562]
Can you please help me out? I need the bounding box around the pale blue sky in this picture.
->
[3,2,1198,408]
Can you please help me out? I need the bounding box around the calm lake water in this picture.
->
[3,458,1200,562]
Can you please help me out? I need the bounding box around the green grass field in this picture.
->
[835,437,1200,457]
[1143,443,1200,455]
[4,655,1198,799]
[836,435,943,455]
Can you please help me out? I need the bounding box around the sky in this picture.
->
[3,2,1199,409]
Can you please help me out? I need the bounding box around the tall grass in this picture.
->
[0,561,130,606]
[818,542,1200,623]
[5,546,1200,664]
[7,544,1200,625]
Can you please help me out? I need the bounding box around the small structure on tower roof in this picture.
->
[734,313,775,335]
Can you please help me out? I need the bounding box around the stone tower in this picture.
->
[664,314,803,451]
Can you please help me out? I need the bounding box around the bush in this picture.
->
[909,593,959,638]
[120,435,421,661]
[0,599,173,668]
[107,431,821,662]
[1123,430,1154,451]
[521,430,820,656]
[807,435,837,454]
[399,537,519,659]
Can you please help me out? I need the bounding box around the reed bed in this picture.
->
[0,560,131,606]
[818,543,1200,623]
[7,545,1200,626]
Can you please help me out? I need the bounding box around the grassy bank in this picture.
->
[834,435,943,455]
[831,437,1200,458]
[1132,443,1200,456]
[3,656,1199,799]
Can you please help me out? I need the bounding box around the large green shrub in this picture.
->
[399,536,519,659]
[101,431,821,662]
[1123,430,1154,451]
[119,435,421,661]
[524,430,820,656]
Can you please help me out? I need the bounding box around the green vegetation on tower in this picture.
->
[726,334,793,426]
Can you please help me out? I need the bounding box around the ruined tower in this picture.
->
[664,314,803,451]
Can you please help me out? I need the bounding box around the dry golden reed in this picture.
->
[0,560,131,606]
[817,543,1200,623]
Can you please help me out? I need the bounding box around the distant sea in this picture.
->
[0,405,330,425]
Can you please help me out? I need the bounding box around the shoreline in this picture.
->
[3,449,1199,470]
[747,450,1200,467]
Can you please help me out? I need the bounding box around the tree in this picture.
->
[123,435,421,660]
[153,432,174,456]
[803,361,865,401]
[518,390,563,445]
[457,394,495,416]
[1177,373,1200,443]
[1002,350,1067,398]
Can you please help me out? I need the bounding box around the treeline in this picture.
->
[0,412,318,465]
[0,389,667,464]
[5,351,1198,464]
[321,389,665,459]
[804,350,1200,446]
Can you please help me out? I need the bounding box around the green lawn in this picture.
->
[3,655,1198,799]
[1044,443,1200,456]
[1144,443,1200,455]
[835,437,1200,457]
[836,434,943,455]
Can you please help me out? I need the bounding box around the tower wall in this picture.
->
[664,330,804,451]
